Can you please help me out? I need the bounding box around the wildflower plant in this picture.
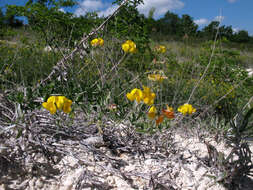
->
[155,45,166,53]
[91,38,104,47]
[177,103,196,115]
[126,85,177,128]
[156,105,175,126]
[126,86,155,106]
[142,86,156,106]
[148,72,168,83]
[42,96,72,114]
[122,40,137,53]
[126,88,143,103]
[126,86,157,130]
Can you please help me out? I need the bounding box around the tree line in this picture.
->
[147,10,252,43]
[0,0,252,44]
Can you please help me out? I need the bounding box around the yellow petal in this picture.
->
[55,96,65,110]
[47,96,56,103]
[42,102,48,109]
[91,38,99,47]
[143,97,150,105]
[148,106,157,119]
[134,89,143,103]
[135,95,142,103]
[148,74,156,81]
[63,99,72,113]
[122,43,130,53]
[42,102,57,114]
[126,93,135,101]
[98,38,104,46]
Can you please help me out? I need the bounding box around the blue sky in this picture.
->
[1,0,253,35]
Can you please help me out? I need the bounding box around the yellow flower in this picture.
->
[126,86,156,105]
[42,96,57,114]
[148,106,157,119]
[98,38,104,46]
[177,103,196,115]
[122,40,136,53]
[91,38,98,46]
[155,45,166,53]
[126,88,143,103]
[91,38,104,47]
[148,74,167,82]
[42,96,72,114]
[142,86,156,105]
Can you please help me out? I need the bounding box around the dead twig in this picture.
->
[32,0,129,93]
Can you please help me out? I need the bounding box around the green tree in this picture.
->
[109,0,149,52]
[5,6,23,27]
[232,30,250,43]
[70,12,103,42]
[0,8,4,27]
[145,7,156,33]
[23,0,76,25]
[219,25,233,40]
[157,11,181,36]
[6,0,77,46]
[201,21,220,40]
[180,14,198,37]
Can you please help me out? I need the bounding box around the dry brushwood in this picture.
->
[0,97,186,189]
[202,108,253,190]
[32,0,129,93]
[0,91,15,125]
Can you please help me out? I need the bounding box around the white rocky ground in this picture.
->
[1,124,253,190]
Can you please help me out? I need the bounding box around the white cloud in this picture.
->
[137,0,184,18]
[75,0,105,16]
[214,15,224,22]
[232,27,239,33]
[74,0,184,18]
[98,5,118,17]
[58,8,65,13]
[194,18,209,26]
[227,0,237,3]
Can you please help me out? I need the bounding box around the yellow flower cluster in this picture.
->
[148,74,167,82]
[91,38,104,47]
[142,86,156,105]
[155,45,166,53]
[42,96,72,115]
[126,86,155,106]
[177,103,196,115]
[126,88,143,103]
[122,40,137,53]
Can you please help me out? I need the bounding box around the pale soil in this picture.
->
[1,124,253,190]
